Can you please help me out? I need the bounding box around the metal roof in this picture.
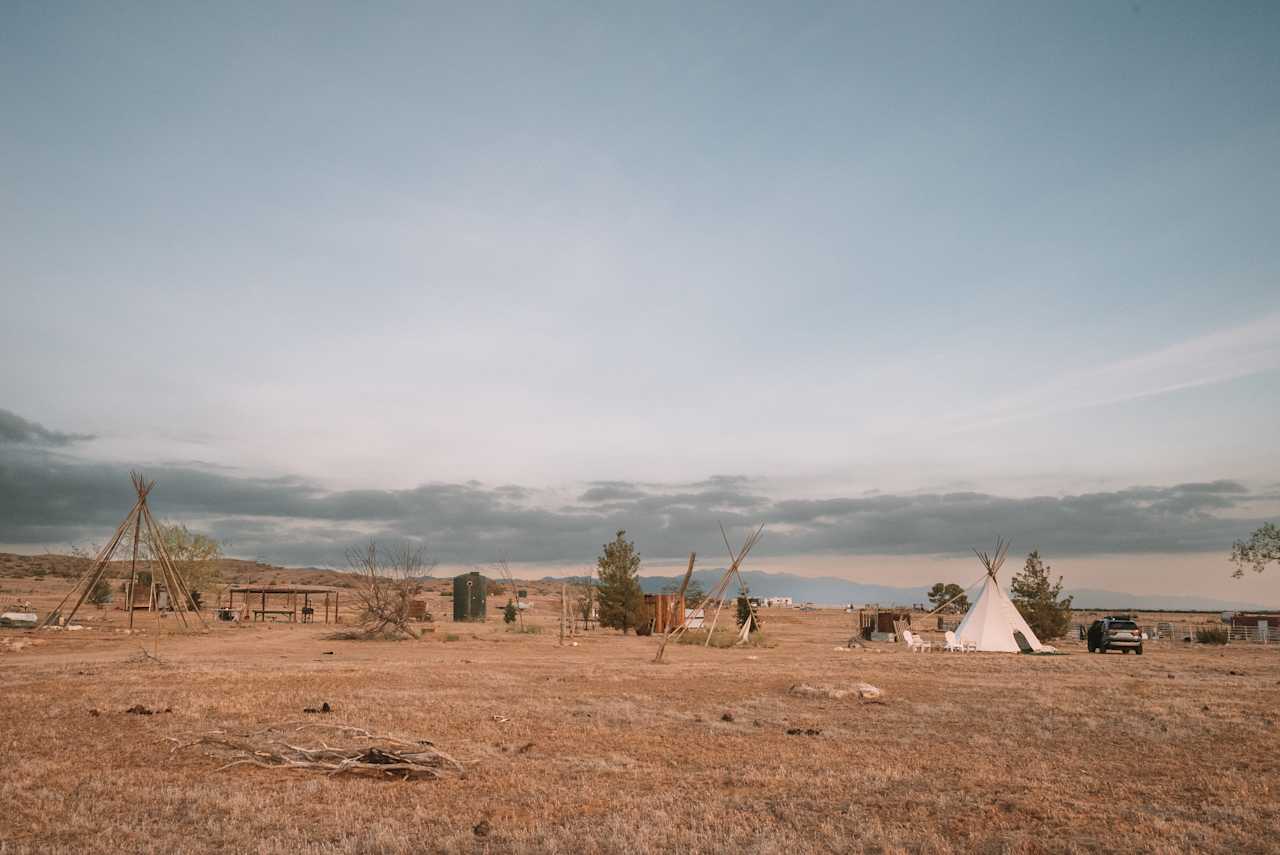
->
[226,584,341,594]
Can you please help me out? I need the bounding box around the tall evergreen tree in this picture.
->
[596,530,646,633]
[1010,550,1073,640]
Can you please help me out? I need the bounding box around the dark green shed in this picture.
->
[453,572,487,622]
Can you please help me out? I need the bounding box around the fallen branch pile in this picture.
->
[168,721,465,781]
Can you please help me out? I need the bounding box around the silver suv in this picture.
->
[1087,617,1143,654]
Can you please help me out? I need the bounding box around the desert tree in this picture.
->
[151,522,224,607]
[596,530,646,633]
[1010,550,1073,640]
[927,582,970,613]
[80,521,223,607]
[346,540,436,639]
[1230,523,1280,577]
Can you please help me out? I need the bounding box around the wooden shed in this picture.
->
[857,606,912,640]
[453,572,487,622]
[116,581,185,612]
[644,593,687,634]
[1229,612,1280,630]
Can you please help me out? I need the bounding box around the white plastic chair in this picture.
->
[903,630,931,653]
[944,630,964,652]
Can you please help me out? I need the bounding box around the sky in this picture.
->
[2,2,1279,602]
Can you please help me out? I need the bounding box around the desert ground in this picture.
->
[2,573,1278,855]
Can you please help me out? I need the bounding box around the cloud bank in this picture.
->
[0,417,1271,568]
[0,408,94,446]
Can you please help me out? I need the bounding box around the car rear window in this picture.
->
[1109,620,1138,629]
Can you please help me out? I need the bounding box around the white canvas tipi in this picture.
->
[954,539,1044,653]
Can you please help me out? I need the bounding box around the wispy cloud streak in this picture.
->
[939,313,1280,434]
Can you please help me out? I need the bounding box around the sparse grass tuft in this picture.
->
[675,628,774,648]
[1195,626,1229,644]
[2,576,1277,854]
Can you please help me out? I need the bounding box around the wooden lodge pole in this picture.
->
[47,499,141,628]
[654,552,695,664]
[127,510,142,630]
[559,584,567,646]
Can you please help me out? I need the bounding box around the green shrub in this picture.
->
[87,577,113,606]
[444,633,460,642]
[1195,626,1229,645]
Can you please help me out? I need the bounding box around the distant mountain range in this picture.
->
[542,567,1271,612]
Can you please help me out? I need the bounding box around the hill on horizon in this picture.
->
[4,552,1268,611]
[541,566,1271,612]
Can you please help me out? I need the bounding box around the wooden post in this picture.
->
[704,594,728,646]
[555,583,565,645]
[654,553,696,664]
[51,500,140,628]
[127,511,142,630]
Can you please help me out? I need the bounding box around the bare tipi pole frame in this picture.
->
[973,537,1010,584]
[915,537,1010,623]
[41,473,208,631]
[665,523,764,646]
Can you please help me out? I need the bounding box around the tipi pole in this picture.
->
[46,500,142,627]
[63,511,136,625]
[559,584,566,646]
[920,576,984,620]
[722,523,764,634]
[702,574,733,646]
[653,552,695,664]
[127,510,143,630]
[702,524,762,646]
[140,507,185,629]
[144,500,209,629]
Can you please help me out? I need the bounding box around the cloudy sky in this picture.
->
[3,3,1278,600]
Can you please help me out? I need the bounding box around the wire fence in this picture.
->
[1068,621,1278,645]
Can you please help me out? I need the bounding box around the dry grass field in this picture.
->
[2,576,1278,854]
